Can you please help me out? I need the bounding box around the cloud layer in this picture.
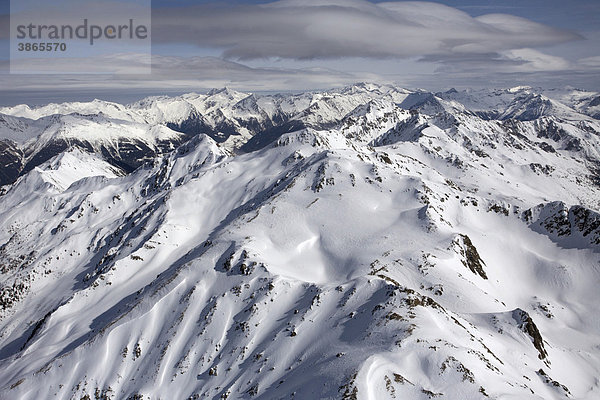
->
[151,0,580,60]
[0,0,598,100]
[0,55,380,93]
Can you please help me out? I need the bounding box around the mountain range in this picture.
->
[0,83,599,399]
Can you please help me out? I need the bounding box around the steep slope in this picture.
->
[499,93,588,122]
[21,113,186,174]
[0,113,187,186]
[0,139,23,186]
[542,88,600,120]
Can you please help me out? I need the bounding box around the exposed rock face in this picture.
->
[0,140,23,186]
[453,234,488,280]
[513,308,548,360]
[523,202,600,247]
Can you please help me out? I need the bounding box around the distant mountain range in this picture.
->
[2,84,598,188]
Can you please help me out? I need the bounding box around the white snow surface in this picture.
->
[0,84,599,399]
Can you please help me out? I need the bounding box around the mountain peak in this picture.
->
[207,86,247,97]
[507,85,534,93]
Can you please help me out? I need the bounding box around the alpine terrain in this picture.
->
[0,83,599,400]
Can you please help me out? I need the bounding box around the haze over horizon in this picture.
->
[0,0,598,105]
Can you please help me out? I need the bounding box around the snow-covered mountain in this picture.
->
[0,84,600,399]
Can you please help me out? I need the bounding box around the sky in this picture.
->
[0,0,599,105]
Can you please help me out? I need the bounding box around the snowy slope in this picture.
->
[0,99,144,123]
[0,85,599,399]
[0,113,187,186]
[542,88,600,120]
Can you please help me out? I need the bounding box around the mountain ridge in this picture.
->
[0,84,597,189]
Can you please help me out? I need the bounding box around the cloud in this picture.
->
[578,56,600,68]
[1,1,598,97]
[9,53,152,75]
[500,48,572,72]
[150,0,581,60]
[2,50,597,99]
[0,55,385,93]
[1,51,599,107]
[420,47,573,74]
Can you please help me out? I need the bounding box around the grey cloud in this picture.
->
[1,52,599,106]
[151,0,581,60]
[421,48,573,74]
[0,55,382,93]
